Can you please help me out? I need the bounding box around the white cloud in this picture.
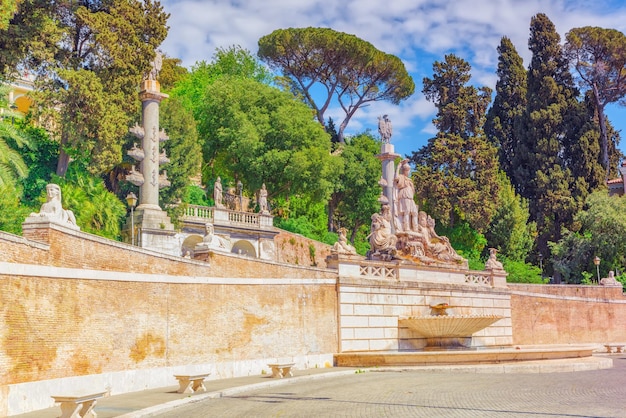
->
[160,0,626,156]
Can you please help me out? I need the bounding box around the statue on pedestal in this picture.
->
[331,227,357,255]
[27,184,79,230]
[214,177,224,208]
[378,114,392,143]
[258,183,269,214]
[484,248,504,270]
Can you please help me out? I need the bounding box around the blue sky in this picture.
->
[159,0,626,162]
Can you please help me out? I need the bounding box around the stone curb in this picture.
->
[115,369,359,418]
[115,357,612,418]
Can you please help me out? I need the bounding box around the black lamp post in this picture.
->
[125,192,137,245]
[593,256,601,283]
[9,103,17,125]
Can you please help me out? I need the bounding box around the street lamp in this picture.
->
[125,192,137,245]
[9,103,17,125]
[593,256,601,283]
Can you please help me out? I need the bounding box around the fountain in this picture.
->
[399,303,503,350]
[331,117,598,368]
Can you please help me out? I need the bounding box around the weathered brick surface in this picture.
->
[3,225,626,402]
[0,227,338,389]
[509,283,626,345]
[273,230,333,269]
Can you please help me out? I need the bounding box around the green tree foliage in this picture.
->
[0,86,34,188]
[485,172,536,262]
[513,13,591,260]
[198,76,342,203]
[53,168,127,239]
[258,27,415,142]
[329,133,381,241]
[565,26,626,177]
[158,97,202,206]
[16,124,58,205]
[273,194,333,244]
[436,220,487,264]
[485,36,527,179]
[0,0,19,30]
[410,54,500,232]
[550,191,626,283]
[0,0,169,176]
[158,54,188,92]
[0,182,30,234]
[171,45,271,121]
[500,258,545,283]
[0,119,30,187]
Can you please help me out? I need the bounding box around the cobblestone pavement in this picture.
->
[152,357,626,418]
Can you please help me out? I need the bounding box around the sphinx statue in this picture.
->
[195,223,230,252]
[27,184,80,230]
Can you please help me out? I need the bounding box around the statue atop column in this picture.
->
[378,114,392,143]
[145,50,163,81]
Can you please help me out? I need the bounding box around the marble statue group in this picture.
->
[362,115,467,267]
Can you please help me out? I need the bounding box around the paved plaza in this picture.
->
[13,356,625,418]
[150,356,626,418]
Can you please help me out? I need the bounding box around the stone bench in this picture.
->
[604,344,625,353]
[51,391,107,418]
[174,373,211,394]
[267,363,295,378]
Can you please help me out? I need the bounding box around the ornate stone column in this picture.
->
[137,81,168,210]
[124,52,178,255]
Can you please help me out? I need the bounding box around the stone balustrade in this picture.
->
[182,205,273,230]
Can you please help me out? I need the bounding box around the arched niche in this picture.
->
[181,235,203,256]
[231,240,256,257]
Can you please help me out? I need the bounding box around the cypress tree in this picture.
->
[513,13,586,256]
[411,54,499,232]
[485,36,527,182]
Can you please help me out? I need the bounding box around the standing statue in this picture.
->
[378,114,392,143]
[28,184,79,230]
[394,159,419,232]
[214,177,223,208]
[258,183,269,214]
[145,51,163,81]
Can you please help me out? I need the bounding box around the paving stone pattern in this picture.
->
[153,357,626,418]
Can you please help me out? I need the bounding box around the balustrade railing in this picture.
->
[181,205,273,230]
[183,205,214,221]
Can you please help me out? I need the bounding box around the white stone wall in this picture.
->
[338,277,513,352]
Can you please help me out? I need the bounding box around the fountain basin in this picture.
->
[400,315,503,350]
[400,315,503,338]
